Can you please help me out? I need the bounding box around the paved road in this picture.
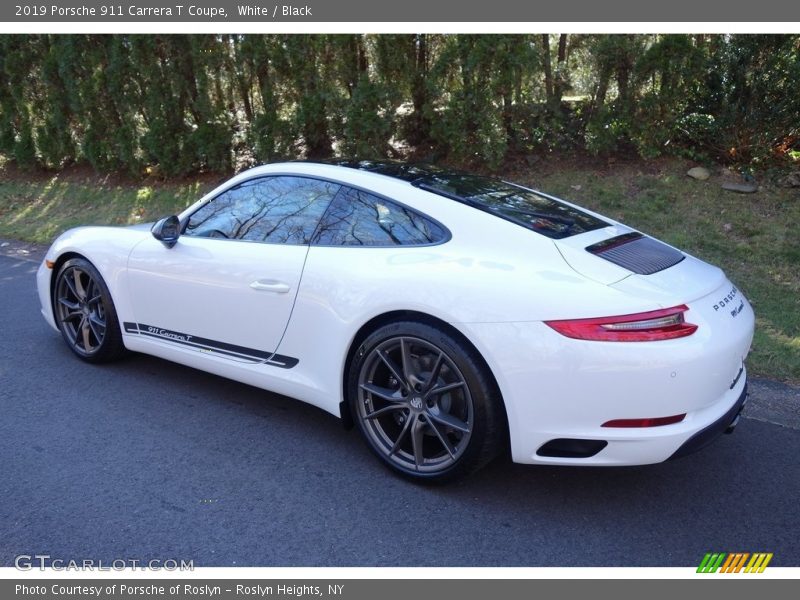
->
[1,254,798,567]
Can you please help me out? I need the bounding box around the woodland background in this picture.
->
[1,34,798,176]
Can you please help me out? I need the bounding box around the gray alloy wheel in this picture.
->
[349,321,505,482]
[54,258,125,363]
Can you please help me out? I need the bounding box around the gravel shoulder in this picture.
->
[0,237,47,263]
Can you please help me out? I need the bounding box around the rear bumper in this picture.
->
[668,382,748,460]
[456,277,754,466]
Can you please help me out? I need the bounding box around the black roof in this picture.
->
[321,158,453,184]
[315,159,609,240]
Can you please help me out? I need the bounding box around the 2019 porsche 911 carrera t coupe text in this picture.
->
[37,161,755,481]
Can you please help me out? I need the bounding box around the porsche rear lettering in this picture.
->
[713,286,739,312]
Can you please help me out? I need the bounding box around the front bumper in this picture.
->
[36,258,59,332]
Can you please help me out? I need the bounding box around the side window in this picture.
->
[184,176,340,244]
[312,186,448,246]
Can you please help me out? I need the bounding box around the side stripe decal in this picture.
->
[122,322,298,369]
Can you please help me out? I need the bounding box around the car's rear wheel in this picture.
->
[348,321,506,482]
[54,257,125,363]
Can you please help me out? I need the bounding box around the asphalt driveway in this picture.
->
[1,252,798,567]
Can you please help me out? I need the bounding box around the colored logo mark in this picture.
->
[697,552,773,573]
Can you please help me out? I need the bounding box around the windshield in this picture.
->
[414,173,609,239]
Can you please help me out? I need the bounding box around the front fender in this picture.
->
[38,226,151,331]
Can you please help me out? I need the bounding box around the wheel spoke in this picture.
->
[360,382,404,403]
[72,269,87,301]
[425,351,445,392]
[399,337,415,384]
[410,416,426,470]
[389,414,415,456]
[364,405,406,420]
[62,310,83,322]
[377,349,406,389]
[63,272,80,300]
[427,417,457,458]
[87,314,105,343]
[88,312,106,327]
[70,315,85,347]
[58,297,81,311]
[427,410,471,434]
[81,319,92,351]
[86,293,102,306]
[428,381,465,397]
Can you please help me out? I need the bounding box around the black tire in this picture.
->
[53,257,126,363]
[348,320,506,482]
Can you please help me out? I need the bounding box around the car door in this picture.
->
[125,175,340,365]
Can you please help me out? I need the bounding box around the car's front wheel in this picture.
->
[348,321,506,482]
[53,257,125,363]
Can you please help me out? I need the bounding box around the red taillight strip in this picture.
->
[602,414,686,428]
[544,305,698,342]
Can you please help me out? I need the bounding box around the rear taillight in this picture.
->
[545,305,697,342]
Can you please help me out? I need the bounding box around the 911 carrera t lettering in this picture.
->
[146,326,193,342]
[123,322,298,368]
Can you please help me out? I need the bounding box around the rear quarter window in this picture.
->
[312,187,448,247]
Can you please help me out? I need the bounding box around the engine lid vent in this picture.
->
[586,232,684,275]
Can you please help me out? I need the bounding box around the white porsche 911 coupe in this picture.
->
[36,160,754,481]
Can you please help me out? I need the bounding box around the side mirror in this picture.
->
[151,215,181,248]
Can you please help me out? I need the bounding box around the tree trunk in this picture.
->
[553,34,568,104]
[409,33,430,146]
[594,65,612,108]
[229,36,254,123]
[502,92,514,147]
[617,68,631,111]
[300,39,331,159]
[541,34,554,106]
[356,34,368,75]
[616,34,635,113]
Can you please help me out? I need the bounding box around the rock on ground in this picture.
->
[687,166,711,180]
[778,171,800,188]
[722,182,758,193]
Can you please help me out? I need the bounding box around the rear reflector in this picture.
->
[545,305,698,342]
[602,414,686,428]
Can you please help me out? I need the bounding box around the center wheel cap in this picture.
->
[409,396,424,410]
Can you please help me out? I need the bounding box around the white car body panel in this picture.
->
[37,226,148,332]
[126,235,307,361]
[460,277,753,464]
[551,225,636,285]
[37,161,755,467]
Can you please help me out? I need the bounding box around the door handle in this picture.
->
[250,280,290,294]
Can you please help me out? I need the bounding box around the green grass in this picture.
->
[1,161,798,383]
[0,173,213,243]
